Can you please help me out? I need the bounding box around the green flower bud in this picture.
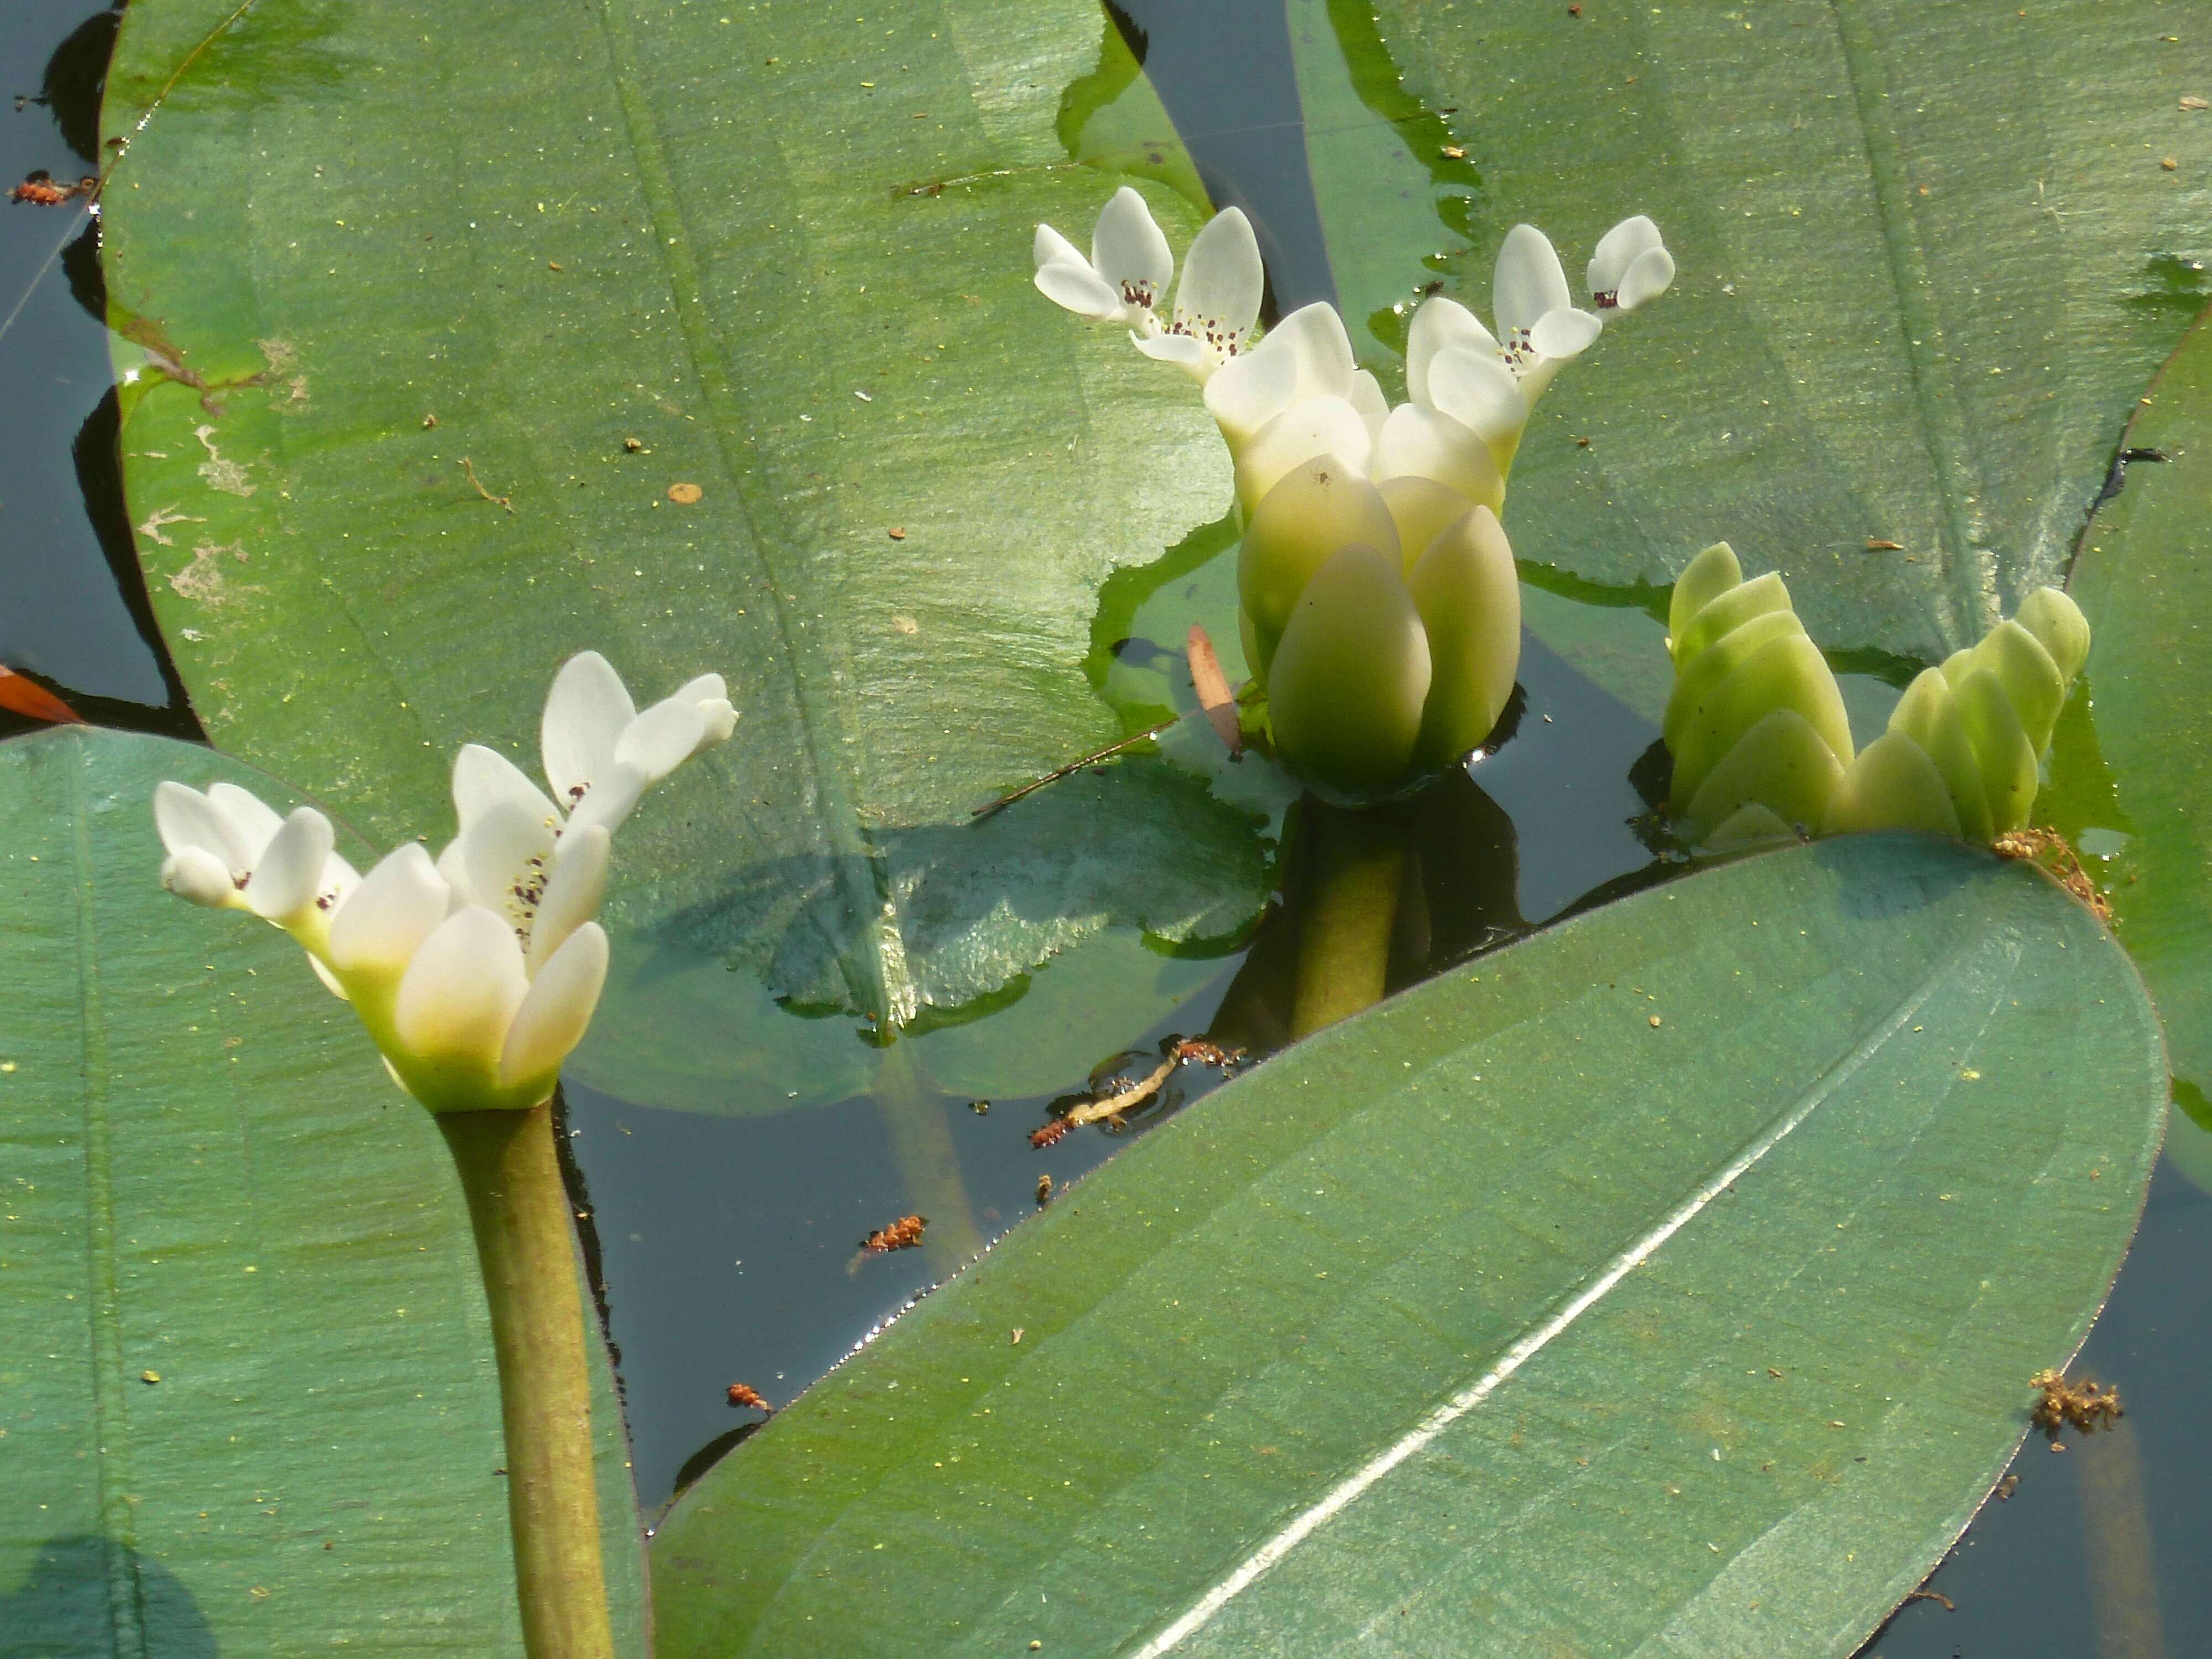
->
[2015,586,2090,684]
[1267,545,1432,794]
[1667,540,1744,649]
[1952,665,2039,833]
[1238,456,1400,677]
[1407,506,1521,770]
[1952,619,2064,759]
[1679,708,1845,842]
[1822,731,1963,839]
[1670,631,1853,814]
[1886,669,1994,842]
[1379,475,1480,580]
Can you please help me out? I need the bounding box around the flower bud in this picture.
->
[1267,546,1432,795]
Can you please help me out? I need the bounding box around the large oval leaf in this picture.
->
[1359,0,2212,659]
[2051,307,2212,1155]
[98,0,1260,1115]
[650,834,2163,1656]
[0,727,645,1655]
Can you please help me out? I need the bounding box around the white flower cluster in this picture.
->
[1035,187,1673,793]
[155,654,734,1112]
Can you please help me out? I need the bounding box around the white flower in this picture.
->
[155,780,357,939]
[1405,215,1672,475]
[327,845,612,1114]
[154,649,731,1113]
[1586,215,1675,314]
[454,651,736,842]
[1032,186,1264,384]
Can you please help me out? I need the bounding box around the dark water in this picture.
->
[11,2,2206,1652]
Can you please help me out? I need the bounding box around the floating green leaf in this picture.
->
[651,834,2163,1657]
[0,727,645,1656]
[1364,0,2212,659]
[2049,309,2212,1144]
[101,0,1263,1117]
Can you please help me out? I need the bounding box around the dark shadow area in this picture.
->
[0,1535,216,1657]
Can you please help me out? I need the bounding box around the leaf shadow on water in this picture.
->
[0,1536,216,1658]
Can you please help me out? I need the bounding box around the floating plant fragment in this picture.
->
[1660,541,2090,848]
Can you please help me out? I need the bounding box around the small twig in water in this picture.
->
[970,713,1181,821]
[1186,624,1242,754]
[1904,1589,1955,1611]
[459,456,514,514]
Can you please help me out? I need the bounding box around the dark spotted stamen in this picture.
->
[1164,311,1245,360]
[1593,290,1620,310]
[1120,279,1159,310]
[1500,325,1538,371]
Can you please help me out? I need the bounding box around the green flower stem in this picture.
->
[1291,802,1405,1039]
[437,1104,614,1659]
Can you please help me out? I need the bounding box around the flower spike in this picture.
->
[156,651,732,1113]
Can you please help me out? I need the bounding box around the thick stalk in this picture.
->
[439,1105,614,1659]
[1291,802,1406,1039]
[2079,1414,2166,1658]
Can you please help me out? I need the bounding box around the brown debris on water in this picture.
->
[726,1381,771,1412]
[859,1213,927,1254]
[1994,828,2112,925]
[2030,1368,2123,1444]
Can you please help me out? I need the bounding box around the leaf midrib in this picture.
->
[65,731,151,1657]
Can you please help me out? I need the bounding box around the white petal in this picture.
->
[1587,215,1666,297]
[1371,404,1505,514]
[153,781,248,870]
[1527,306,1603,361]
[1349,370,1390,446]
[1493,223,1573,340]
[1035,259,1123,322]
[244,809,335,922]
[207,782,285,863]
[1234,395,1375,516]
[671,672,727,705]
[453,743,560,832]
[435,838,476,910]
[161,845,238,908]
[617,696,709,784]
[1171,206,1264,360]
[498,922,609,1091]
[1405,296,1500,408]
[530,825,609,975]
[1614,244,1675,312]
[1425,345,1530,450]
[1266,302,1359,404]
[461,798,558,934]
[393,906,530,1072]
[1204,340,1300,455]
[1091,186,1173,317]
[1033,222,1089,274]
[308,953,351,1001]
[329,843,452,977]
[693,698,738,753]
[1134,330,1209,375]
[564,761,649,838]
[541,651,636,806]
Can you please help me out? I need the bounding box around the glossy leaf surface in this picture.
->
[0,727,646,1655]
[2053,310,2212,1140]
[1363,0,2212,659]
[101,0,1263,1115]
[653,834,2163,1657]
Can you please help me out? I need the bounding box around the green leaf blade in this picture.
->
[0,728,645,1655]
[651,834,2163,1656]
[101,0,1259,1115]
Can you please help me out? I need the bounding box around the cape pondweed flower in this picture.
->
[1034,189,1674,799]
[156,652,733,1112]
[1032,185,1264,383]
[1661,541,2090,847]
